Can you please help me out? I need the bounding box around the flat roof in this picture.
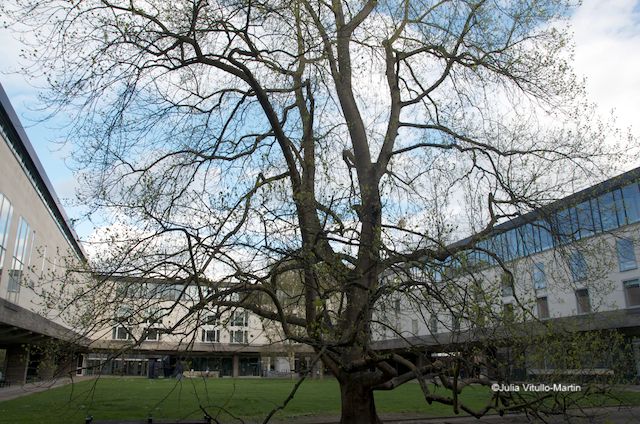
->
[449,165,640,250]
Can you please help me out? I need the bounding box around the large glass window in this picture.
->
[537,220,554,250]
[616,238,637,272]
[622,183,640,224]
[8,217,33,293]
[555,208,578,244]
[614,189,627,228]
[532,262,546,290]
[624,279,640,307]
[598,191,619,231]
[0,194,13,272]
[568,251,588,282]
[505,229,519,260]
[522,223,540,255]
[576,200,596,238]
[575,289,591,314]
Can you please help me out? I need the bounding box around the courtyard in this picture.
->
[1,377,640,423]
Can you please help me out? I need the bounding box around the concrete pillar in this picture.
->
[313,359,324,379]
[416,352,425,369]
[5,345,29,385]
[261,356,271,377]
[289,352,295,379]
[37,351,56,381]
[632,338,640,383]
[232,354,239,378]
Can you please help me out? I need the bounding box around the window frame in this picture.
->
[575,288,591,314]
[623,279,640,308]
[536,296,550,319]
[616,238,638,272]
[532,262,547,290]
[230,329,248,344]
[111,325,131,340]
[201,328,221,343]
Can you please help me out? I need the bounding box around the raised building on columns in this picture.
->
[0,83,88,385]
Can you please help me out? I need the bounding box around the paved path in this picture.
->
[0,375,96,402]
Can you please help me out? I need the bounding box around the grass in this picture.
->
[0,377,490,423]
[0,377,638,423]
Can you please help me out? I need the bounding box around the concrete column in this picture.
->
[416,352,425,369]
[289,352,295,379]
[5,345,29,385]
[261,356,271,377]
[232,354,239,378]
[37,351,56,381]
[313,359,324,379]
[632,338,640,383]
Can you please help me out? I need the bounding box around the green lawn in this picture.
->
[0,377,490,423]
[0,378,638,423]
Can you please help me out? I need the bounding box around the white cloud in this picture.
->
[571,0,640,137]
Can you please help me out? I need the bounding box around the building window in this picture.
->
[532,262,546,290]
[411,319,418,334]
[231,330,248,344]
[429,315,438,333]
[622,183,640,224]
[111,326,130,340]
[616,238,637,272]
[8,217,33,293]
[145,328,161,341]
[115,305,133,324]
[39,244,47,278]
[502,303,514,322]
[568,250,588,282]
[205,314,219,326]
[500,273,514,297]
[230,310,248,327]
[624,279,640,307]
[575,289,591,314]
[144,308,162,325]
[201,329,220,343]
[0,193,13,272]
[536,297,550,319]
[451,314,461,332]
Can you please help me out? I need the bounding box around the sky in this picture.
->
[0,0,639,242]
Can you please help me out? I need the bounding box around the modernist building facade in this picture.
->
[0,83,87,385]
[373,167,640,381]
[2,81,640,383]
[84,276,313,378]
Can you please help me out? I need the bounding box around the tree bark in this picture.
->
[339,376,382,424]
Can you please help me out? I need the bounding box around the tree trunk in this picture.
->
[339,377,382,424]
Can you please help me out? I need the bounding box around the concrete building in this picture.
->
[0,83,88,385]
[83,276,313,378]
[2,81,640,383]
[373,167,640,381]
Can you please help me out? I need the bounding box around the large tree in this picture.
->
[4,0,630,422]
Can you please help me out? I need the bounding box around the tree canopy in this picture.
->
[3,0,631,422]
